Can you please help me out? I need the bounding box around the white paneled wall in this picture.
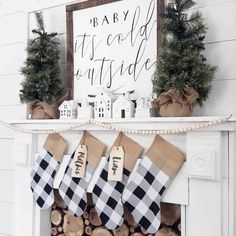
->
[0,0,235,119]
[0,132,14,236]
[0,1,27,120]
[193,0,236,115]
[0,0,235,235]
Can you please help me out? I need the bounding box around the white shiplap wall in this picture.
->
[0,129,14,236]
[0,0,235,235]
[0,0,235,121]
[193,0,236,115]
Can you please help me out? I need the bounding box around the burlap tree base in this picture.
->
[28,100,59,119]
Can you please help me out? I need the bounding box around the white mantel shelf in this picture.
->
[5,116,236,132]
[4,116,236,236]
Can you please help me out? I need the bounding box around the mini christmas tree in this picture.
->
[152,0,216,109]
[19,12,63,104]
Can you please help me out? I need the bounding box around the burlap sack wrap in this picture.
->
[156,88,199,117]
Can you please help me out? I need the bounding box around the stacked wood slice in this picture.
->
[51,193,181,236]
[159,202,181,236]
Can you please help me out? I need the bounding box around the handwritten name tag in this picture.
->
[72,145,87,178]
[108,146,124,182]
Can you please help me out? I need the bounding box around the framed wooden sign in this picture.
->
[66,0,164,100]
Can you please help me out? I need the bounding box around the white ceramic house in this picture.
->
[135,97,152,118]
[59,100,78,119]
[113,93,135,118]
[94,89,113,119]
[77,99,94,119]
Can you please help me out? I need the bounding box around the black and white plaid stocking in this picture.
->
[122,156,172,233]
[59,152,94,216]
[92,156,130,230]
[30,149,59,209]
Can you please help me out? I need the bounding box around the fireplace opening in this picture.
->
[51,191,181,236]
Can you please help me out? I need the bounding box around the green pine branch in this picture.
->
[153,0,216,106]
[35,12,45,33]
[19,12,63,104]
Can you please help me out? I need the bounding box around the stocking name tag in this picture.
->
[72,145,87,178]
[108,146,124,182]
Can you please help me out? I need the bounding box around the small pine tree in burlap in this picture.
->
[19,12,63,104]
[152,0,216,115]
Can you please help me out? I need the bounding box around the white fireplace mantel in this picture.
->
[6,117,236,236]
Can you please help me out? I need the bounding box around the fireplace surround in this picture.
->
[9,117,236,236]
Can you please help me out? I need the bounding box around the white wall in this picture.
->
[0,129,14,236]
[193,0,236,116]
[0,0,235,235]
[0,0,235,121]
[0,1,80,235]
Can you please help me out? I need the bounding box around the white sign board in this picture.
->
[72,0,158,100]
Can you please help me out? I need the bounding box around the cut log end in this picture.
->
[141,228,149,235]
[53,189,66,209]
[155,227,178,236]
[89,208,102,226]
[87,193,94,207]
[161,203,181,226]
[124,207,138,228]
[85,226,93,235]
[51,227,58,236]
[112,224,129,236]
[83,211,89,219]
[91,227,113,236]
[85,219,90,226]
[130,233,144,236]
[51,209,63,226]
[63,214,84,236]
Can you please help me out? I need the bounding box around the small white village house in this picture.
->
[135,97,152,118]
[59,100,78,119]
[77,99,94,119]
[113,94,135,118]
[94,89,113,119]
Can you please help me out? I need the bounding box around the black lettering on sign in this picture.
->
[74,151,86,175]
[111,156,122,175]
[74,0,157,98]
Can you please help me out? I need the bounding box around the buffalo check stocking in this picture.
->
[59,153,93,216]
[92,156,130,229]
[122,135,186,233]
[59,132,105,216]
[30,134,67,209]
[92,133,143,230]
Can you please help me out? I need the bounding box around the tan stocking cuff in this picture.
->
[79,131,105,168]
[109,132,144,172]
[146,135,186,179]
[43,133,68,162]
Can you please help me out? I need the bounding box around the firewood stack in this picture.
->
[51,191,181,236]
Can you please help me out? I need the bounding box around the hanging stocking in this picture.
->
[30,133,67,209]
[92,133,143,230]
[122,135,186,233]
[59,131,105,216]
